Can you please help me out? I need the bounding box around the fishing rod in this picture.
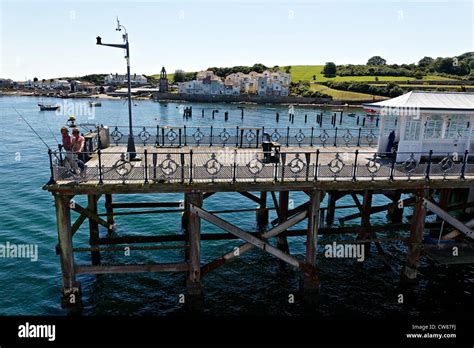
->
[12,107,52,150]
[43,113,60,145]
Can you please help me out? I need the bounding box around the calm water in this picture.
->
[0,95,472,316]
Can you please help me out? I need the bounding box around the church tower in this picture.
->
[159,66,169,93]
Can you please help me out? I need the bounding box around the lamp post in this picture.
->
[96,18,139,161]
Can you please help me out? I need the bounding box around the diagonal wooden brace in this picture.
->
[72,202,111,231]
[192,204,309,274]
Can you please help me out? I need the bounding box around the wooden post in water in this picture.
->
[401,189,426,281]
[88,195,101,265]
[387,190,403,223]
[360,190,373,257]
[300,189,321,292]
[277,191,290,253]
[105,194,114,233]
[326,192,337,226]
[256,191,269,229]
[55,194,82,309]
[186,192,203,307]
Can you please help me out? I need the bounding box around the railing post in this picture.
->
[156,125,160,146]
[96,126,102,150]
[352,149,359,181]
[144,149,149,184]
[48,149,56,184]
[240,128,244,148]
[389,150,397,181]
[189,149,194,184]
[184,125,187,146]
[180,153,185,183]
[425,150,433,181]
[161,128,165,146]
[236,126,239,147]
[286,127,289,147]
[357,127,362,147]
[314,149,320,181]
[334,127,338,147]
[210,125,213,147]
[310,127,314,146]
[256,129,260,148]
[232,149,237,183]
[98,149,103,185]
[58,144,63,163]
[281,152,286,182]
[461,149,469,179]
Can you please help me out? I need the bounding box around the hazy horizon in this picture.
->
[1,0,473,81]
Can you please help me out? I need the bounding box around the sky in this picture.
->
[0,0,473,80]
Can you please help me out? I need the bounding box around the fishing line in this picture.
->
[13,107,52,150]
[43,112,60,145]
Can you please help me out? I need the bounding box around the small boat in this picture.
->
[347,113,356,117]
[38,103,60,111]
[89,101,102,107]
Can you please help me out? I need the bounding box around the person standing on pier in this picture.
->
[71,128,85,174]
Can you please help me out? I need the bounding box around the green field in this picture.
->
[283,65,456,83]
[310,84,387,101]
[150,73,175,82]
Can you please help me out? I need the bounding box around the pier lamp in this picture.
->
[96,18,139,161]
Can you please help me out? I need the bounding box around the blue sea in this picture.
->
[0,95,472,316]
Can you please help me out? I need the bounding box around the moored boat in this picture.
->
[38,103,60,111]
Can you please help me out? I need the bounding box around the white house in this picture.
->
[105,73,148,85]
[363,91,474,161]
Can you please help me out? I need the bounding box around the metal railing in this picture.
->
[48,148,472,185]
[107,125,379,148]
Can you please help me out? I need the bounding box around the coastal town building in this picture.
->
[0,78,13,88]
[178,69,290,97]
[105,73,148,85]
[159,66,169,93]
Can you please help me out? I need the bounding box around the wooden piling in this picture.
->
[277,191,290,253]
[326,192,337,226]
[256,191,269,229]
[401,189,426,281]
[387,190,403,223]
[55,194,82,309]
[186,192,203,299]
[88,194,101,265]
[105,194,114,233]
[300,190,321,292]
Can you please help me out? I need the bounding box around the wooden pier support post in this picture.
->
[88,195,101,265]
[387,190,403,223]
[256,191,269,229]
[55,194,82,309]
[360,190,373,257]
[105,194,114,233]
[326,191,337,226]
[300,190,321,292]
[277,191,290,253]
[401,189,426,282]
[186,192,203,308]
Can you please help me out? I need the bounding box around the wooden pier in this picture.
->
[44,139,474,310]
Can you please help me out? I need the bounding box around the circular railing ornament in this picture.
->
[138,127,151,144]
[366,130,376,145]
[403,153,418,174]
[204,153,223,176]
[271,129,281,142]
[193,128,205,143]
[246,130,256,143]
[366,154,381,176]
[159,154,179,176]
[111,127,123,144]
[343,130,353,145]
[166,129,178,143]
[439,156,454,173]
[288,154,305,174]
[319,130,330,145]
[328,153,345,174]
[114,153,133,179]
[219,129,230,143]
[295,129,305,143]
[246,156,264,176]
